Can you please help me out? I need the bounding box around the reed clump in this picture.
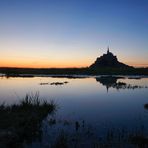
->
[0,92,56,148]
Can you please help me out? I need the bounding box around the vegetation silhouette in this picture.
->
[43,116,148,148]
[0,93,56,148]
[39,81,69,86]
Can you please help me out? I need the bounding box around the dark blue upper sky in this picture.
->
[0,0,148,67]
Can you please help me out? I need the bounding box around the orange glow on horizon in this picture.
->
[0,54,148,68]
[0,59,148,68]
[122,59,148,68]
[0,59,90,68]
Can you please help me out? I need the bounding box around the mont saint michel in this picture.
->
[90,47,132,69]
[0,48,148,75]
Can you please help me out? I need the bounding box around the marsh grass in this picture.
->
[0,92,56,148]
[47,117,148,148]
[53,131,69,148]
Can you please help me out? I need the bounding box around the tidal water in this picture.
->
[0,75,148,147]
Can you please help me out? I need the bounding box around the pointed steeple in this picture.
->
[107,46,109,54]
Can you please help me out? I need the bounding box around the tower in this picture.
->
[107,46,110,54]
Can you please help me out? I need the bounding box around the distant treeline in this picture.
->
[0,67,148,76]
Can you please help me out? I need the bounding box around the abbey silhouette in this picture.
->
[90,47,132,69]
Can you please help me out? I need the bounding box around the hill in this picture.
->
[90,47,132,69]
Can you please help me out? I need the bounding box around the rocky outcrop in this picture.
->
[90,48,132,69]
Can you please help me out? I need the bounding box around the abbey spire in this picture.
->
[107,46,110,54]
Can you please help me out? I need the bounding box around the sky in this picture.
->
[0,0,148,68]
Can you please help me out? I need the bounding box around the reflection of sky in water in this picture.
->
[0,76,148,131]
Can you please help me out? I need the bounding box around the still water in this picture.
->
[0,75,148,147]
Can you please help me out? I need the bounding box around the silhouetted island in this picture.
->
[0,47,148,75]
[90,47,132,69]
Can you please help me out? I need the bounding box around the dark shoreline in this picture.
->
[0,67,148,76]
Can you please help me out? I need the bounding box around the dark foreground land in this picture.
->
[0,67,148,76]
[0,94,148,148]
[0,93,56,148]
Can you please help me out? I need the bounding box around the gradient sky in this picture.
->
[0,0,148,68]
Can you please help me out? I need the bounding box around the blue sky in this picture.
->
[0,0,148,67]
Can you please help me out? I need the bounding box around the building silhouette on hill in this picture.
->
[90,47,132,69]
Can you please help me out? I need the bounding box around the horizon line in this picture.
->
[0,66,148,69]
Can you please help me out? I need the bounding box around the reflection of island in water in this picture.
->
[96,76,148,92]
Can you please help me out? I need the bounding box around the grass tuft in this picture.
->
[0,92,56,148]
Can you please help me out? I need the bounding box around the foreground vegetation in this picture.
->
[0,67,148,76]
[44,115,148,148]
[0,93,56,148]
[0,93,148,148]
